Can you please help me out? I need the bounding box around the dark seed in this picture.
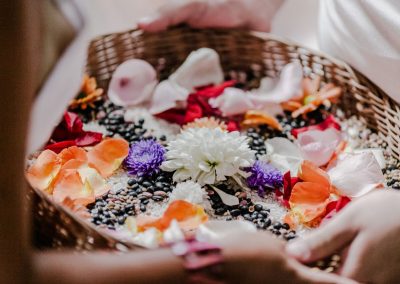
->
[255,204,263,211]
[230,209,241,217]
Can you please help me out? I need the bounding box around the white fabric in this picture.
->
[318,0,400,103]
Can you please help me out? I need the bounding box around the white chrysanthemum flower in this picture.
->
[169,181,205,205]
[161,128,255,185]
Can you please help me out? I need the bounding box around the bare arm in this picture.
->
[33,249,185,284]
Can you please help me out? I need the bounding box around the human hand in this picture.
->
[286,190,400,283]
[138,0,285,32]
[218,231,355,283]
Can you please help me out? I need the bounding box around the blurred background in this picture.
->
[80,0,319,49]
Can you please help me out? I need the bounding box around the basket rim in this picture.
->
[36,26,395,250]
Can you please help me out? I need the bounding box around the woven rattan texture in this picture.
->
[33,26,400,250]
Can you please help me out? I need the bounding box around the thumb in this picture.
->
[286,209,359,263]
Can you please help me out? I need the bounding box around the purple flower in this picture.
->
[124,139,165,177]
[246,161,283,196]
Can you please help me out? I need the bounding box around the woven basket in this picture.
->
[33,26,400,250]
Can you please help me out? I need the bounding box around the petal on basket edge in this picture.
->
[26,150,62,192]
[108,59,158,106]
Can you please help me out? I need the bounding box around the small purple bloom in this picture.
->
[124,139,165,177]
[246,161,283,196]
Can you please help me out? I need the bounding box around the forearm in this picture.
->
[33,249,186,284]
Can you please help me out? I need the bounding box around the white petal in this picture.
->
[209,88,255,116]
[149,80,189,114]
[328,152,385,197]
[266,137,302,158]
[354,148,386,169]
[132,228,160,249]
[169,181,205,205]
[163,220,185,244]
[250,62,303,103]
[211,185,239,206]
[170,48,224,91]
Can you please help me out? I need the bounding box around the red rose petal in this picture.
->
[45,140,77,154]
[291,115,341,138]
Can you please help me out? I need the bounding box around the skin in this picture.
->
[287,190,400,284]
[0,0,354,283]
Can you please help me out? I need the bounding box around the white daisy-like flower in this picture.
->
[169,181,205,205]
[161,128,255,185]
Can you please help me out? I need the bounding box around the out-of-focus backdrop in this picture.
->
[79,0,319,49]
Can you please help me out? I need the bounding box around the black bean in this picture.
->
[152,196,164,202]
[254,204,263,211]
[215,208,226,215]
[230,209,241,217]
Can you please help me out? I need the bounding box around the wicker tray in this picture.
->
[32,26,400,251]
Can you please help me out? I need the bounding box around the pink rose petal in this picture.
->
[108,59,157,106]
[149,80,189,114]
[297,128,342,166]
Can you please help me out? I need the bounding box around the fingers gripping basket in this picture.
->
[32,26,400,250]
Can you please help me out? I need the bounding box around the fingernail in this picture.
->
[286,242,310,260]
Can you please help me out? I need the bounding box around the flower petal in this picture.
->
[289,181,330,224]
[52,168,95,206]
[298,160,331,189]
[87,138,129,178]
[136,200,208,232]
[169,48,224,91]
[26,150,62,191]
[149,80,189,114]
[242,110,282,131]
[209,87,254,116]
[327,152,385,197]
[108,59,158,106]
[250,62,303,104]
[297,128,342,167]
[291,115,341,138]
[77,167,110,198]
[211,185,239,206]
[59,146,87,165]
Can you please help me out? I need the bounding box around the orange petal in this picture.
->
[59,146,87,165]
[77,167,110,198]
[87,138,129,178]
[281,100,302,112]
[289,181,330,224]
[291,103,318,118]
[26,150,62,192]
[137,200,208,232]
[242,110,283,131]
[298,160,330,188]
[52,168,95,206]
